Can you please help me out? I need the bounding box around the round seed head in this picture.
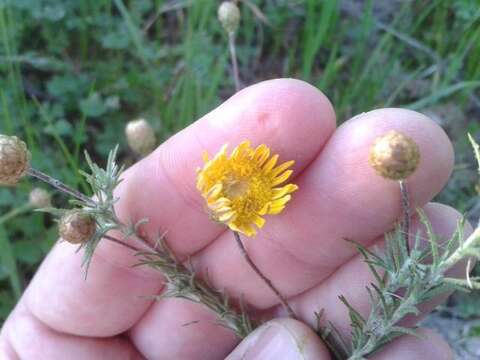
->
[0,135,30,186]
[59,211,96,244]
[29,188,51,208]
[218,1,240,34]
[125,119,156,156]
[368,130,420,180]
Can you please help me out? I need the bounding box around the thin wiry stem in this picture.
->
[233,231,297,319]
[27,167,95,206]
[399,180,410,254]
[228,32,241,92]
[442,227,480,270]
[103,234,141,252]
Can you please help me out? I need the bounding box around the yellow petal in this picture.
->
[268,206,285,215]
[253,215,266,228]
[240,224,256,237]
[271,194,292,207]
[254,144,270,166]
[270,160,294,177]
[272,184,298,199]
[206,184,223,199]
[219,211,236,222]
[256,203,267,215]
[263,154,279,173]
[272,170,293,186]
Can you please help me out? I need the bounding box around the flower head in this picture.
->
[0,135,30,186]
[197,141,298,237]
[59,211,96,244]
[368,130,420,180]
[29,187,51,208]
[218,1,240,34]
[125,119,156,156]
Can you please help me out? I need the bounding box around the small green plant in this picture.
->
[319,134,480,359]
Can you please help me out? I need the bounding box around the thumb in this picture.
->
[226,318,331,360]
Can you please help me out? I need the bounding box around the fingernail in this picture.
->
[227,322,305,360]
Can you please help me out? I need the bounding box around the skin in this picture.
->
[0,79,471,359]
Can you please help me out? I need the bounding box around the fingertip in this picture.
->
[420,202,474,240]
[200,78,336,162]
[351,108,455,189]
[319,107,455,221]
[226,318,330,360]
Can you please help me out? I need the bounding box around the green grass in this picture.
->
[0,0,479,323]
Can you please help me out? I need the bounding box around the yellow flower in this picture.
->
[196,141,298,237]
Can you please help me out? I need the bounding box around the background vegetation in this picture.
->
[0,0,479,351]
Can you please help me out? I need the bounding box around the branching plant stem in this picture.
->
[27,167,95,206]
[442,227,480,270]
[233,231,296,319]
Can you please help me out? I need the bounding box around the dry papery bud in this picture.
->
[0,134,30,186]
[368,130,420,180]
[59,211,96,244]
[125,119,156,156]
[218,1,240,34]
[29,188,51,208]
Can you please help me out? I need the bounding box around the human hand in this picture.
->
[0,79,469,359]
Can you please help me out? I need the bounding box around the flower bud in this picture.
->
[29,188,51,208]
[368,130,420,180]
[125,119,156,156]
[0,135,30,186]
[59,211,96,244]
[218,1,240,34]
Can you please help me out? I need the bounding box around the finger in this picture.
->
[284,203,472,338]
[24,242,161,337]
[129,298,238,360]
[23,79,336,336]
[226,318,330,360]
[191,108,454,308]
[371,328,454,360]
[0,303,143,360]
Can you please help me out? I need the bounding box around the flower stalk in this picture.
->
[398,180,411,254]
[233,231,296,319]
[218,1,241,92]
[228,32,240,92]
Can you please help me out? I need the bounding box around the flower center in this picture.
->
[224,179,249,199]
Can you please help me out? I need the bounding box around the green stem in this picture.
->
[442,227,480,270]
[26,167,95,206]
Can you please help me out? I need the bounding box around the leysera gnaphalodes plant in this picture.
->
[318,132,480,360]
[0,133,255,339]
[196,140,298,318]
